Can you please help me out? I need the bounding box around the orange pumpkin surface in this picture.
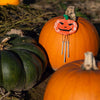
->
[0,0,19,5]
[39,16,99,70]
[44,52,100,100]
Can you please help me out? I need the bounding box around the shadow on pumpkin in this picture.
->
[94,23,100,36]
[23,44,54,100]
[94,23,100,60]
[36,43,54,83]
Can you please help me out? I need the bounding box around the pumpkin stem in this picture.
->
[63,14,69,20]
[0,91,10,100]
[0,87,10,100]
[0,37,11,50]
[1,37,11,44]
[81,52,98,70]
[65,6,76,21]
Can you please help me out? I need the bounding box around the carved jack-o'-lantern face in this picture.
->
[54,18,77,35]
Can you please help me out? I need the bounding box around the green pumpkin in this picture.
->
[0,36,48,92]
[10,43,47,71]
[6,34,37,44]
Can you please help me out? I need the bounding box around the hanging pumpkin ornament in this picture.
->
[54,14,78,62]
[54,14,77,35]
[39,6,99,70]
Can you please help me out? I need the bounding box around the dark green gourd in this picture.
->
[0,35,48,91]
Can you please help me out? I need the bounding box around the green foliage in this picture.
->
[59,2,67,10]
[75,8,89,20]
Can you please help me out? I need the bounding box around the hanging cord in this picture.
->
[61,34,64,55]
[61,35,70,62]
[67,35,70,58]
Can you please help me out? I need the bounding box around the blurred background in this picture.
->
[0,0,100,37]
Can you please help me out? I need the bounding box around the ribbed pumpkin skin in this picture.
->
[0,49,42,91]
[0,50,26,91]
[0,0,19,5]
[8,35,47,71]
[39,16,99,70]
[8,36,37,44]
[10,43,47,71]
[0,37,47,91]
[44,60,100,100]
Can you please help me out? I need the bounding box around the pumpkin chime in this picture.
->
[39,6,99,70]
[54,14,78,62]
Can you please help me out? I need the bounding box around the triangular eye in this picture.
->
[69,23,73,26]
[59,22,64,25]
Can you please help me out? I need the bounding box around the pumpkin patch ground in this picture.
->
[0,0,100,100]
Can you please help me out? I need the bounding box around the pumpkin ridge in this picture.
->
[40,19,56,45]
[44,65,81,100]
[79,19,99,54]
[48,29,62,69]
[1,50,26,91]
[62,70,81,100]
[78,20,89,54]
[89,71,100,99]
[43,19,57,46]
[30,53,43,80]
[40,20,55,67]
[8,36,36,45]
[51,37,61,70]
[10,49,43,90]
[8,43,47,71]
[7,50,27,91]
[78,17,99,42]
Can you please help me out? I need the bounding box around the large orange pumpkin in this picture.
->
[44,52,100,100]
[39,16,99,70]
[0,0,20,5]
